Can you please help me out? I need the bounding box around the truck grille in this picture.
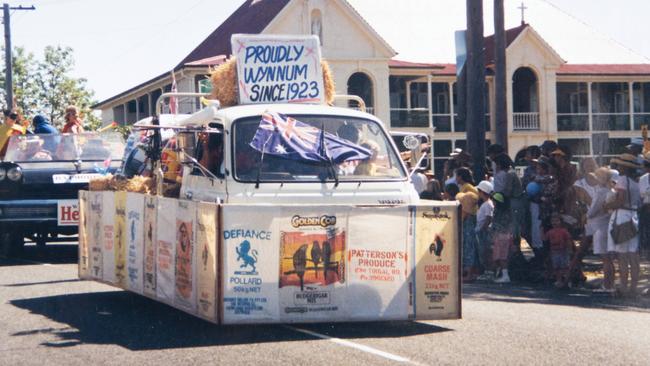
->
[4,206,56,218]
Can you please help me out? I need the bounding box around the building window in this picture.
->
[591,82,629,131]
[347,72,374,114]
[453,82,490,132]
[389,76,428,128]
[137,95,150,119]
[113,105,125,125]
[126,100,137,124]
[556,82,589,131]
[633,82,650,130]
[512,67,539,113]
[150,89,162,115]
[311,9,323,45]
[428,83,451,132]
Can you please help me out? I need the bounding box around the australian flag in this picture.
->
[249,112,371,164]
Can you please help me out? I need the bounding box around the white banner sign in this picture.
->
[78,191,90,279]
[347,207,410,320]
[88,191,104,280]
[126,193,145,294]
[174,200,197,312]
[231,34,324,105]
[196,202,218,321]
[222,205,280,324]
[57,199,80,226]
[101,191,116,284]
[143,195,158,297]
[278,206,350,322]
[156,197,177,303]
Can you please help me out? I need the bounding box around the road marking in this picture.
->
[287,326,417,364]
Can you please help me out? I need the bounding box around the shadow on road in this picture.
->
[0,243,78,266]
[463,282,650,312]
[10,291,451,350]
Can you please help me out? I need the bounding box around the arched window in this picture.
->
[311,9,323,45]
[347,72,374,112]
[512,67,538,113]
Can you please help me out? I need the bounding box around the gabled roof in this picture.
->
[483,23,528,66]
[177,0,291,67]
[388,24,530,74]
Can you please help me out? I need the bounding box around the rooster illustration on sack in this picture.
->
[429,235,444,260]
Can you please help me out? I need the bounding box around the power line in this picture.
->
[539,0,650,62]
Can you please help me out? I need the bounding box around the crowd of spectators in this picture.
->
[415,140,650,297]
[0,106,83,159]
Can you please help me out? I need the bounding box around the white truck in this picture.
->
[79,34,459,325]
[171,102,419,206]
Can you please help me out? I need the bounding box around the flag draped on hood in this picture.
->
[249,112,371,164]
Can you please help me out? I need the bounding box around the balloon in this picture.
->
[526,182,542,199]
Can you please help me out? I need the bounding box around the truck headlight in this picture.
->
[0,167,5,181]
[7,166,22,181]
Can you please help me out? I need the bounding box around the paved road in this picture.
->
[1,244,649,365]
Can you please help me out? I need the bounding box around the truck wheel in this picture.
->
[0,231,24,258]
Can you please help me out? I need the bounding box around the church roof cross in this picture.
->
[518,2,528,25]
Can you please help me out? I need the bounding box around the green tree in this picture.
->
[1,45,100,130]
[35,45,100,130]
[0,46,39,116]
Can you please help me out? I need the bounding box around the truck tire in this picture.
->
[0,231,25,258]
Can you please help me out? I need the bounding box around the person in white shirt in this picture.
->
[605,154,642,297]
[475,180,494,278]
[411,168,428,195]
[587,167,616,292]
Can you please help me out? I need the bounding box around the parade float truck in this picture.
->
[78,34,461,324]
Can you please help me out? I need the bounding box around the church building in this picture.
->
[94,0,650,172]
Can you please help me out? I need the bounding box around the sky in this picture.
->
[7,0,650,105]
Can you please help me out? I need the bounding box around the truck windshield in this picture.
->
[4,132,125,162]
[233,114,406,182]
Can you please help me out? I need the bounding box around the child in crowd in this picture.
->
[475,181,494,278]
[491,191,512,283]
[543,214,573,288]
[443,183,459,201]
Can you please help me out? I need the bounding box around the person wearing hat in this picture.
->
[455,167,480,282]
[0,109,25,158]
[551,146,580,240]
[539,140,558,158]
[475,180,494,278]
[605,153,642,297]
[583,167,616,292]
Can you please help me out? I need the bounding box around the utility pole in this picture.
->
[465,0,486,183]
[494,0,508,151]
[3,3,35,109]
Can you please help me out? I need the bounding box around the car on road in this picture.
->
[0,132,124,255]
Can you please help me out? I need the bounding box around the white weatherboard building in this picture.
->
[94,0,650,174]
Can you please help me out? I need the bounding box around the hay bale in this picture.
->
[108,174,128,191]
[321,60,335,105]
[125,176,154,194]
[210,58,238,107]
[89,174,112,191]
[210,58,336,106]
